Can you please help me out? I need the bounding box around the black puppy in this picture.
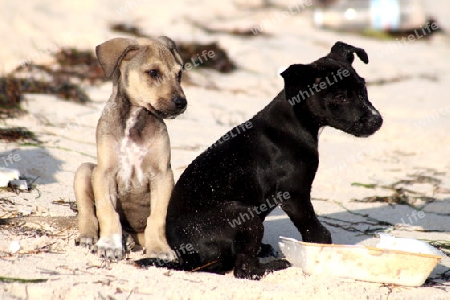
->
[138,42,383,279]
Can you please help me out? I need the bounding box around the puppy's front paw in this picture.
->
[75,235,98,249]
[94,234,124,260]
[302,225,332,244]
[144,242,176,261]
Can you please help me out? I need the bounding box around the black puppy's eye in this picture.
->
[146,69,160,79]
[335,94,347,103]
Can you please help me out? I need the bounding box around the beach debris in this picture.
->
[18,209,34,216]
[177,42,235,73]
[2,175,39,195]
[110,22,236,73]
[0,276,47,283]
[0,77,23,118]
[0,50,101,151]
[351,182,377,189]
[429,240,450,255]
[313,0,440,33]
[186,18,272,37]
[8,179,28,191]
[0,127,39,143]
[0,26,236,113]
[18,47,104,85]
[0,168,20,187]
[8,66,91,104]
[351,172,446,206]
[0,47,103,110]
[8,240,21,254]
[0,169,37,194]
[52,198,78,213]
[316,0,339,6]
[53,48,105,84]
[367,73,439,86]
[313,0,442,40]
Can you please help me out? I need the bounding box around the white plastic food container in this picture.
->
[279,236,443,286]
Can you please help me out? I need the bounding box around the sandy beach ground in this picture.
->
[0,0,449,299]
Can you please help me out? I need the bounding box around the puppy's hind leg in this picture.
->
[232,211,291,280]
[74,163,99,249]
[173,202,290,279]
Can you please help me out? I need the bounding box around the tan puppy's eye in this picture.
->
[146,69,160,79]
[177,71,182,82]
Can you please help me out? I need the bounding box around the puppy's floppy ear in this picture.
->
[157,36,183,66]
[95,38,140,79]
[330,41,369,65]
[281,64,317,101]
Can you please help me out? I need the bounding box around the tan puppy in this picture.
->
[74,36,186,260]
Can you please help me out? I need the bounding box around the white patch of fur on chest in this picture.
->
[117,108,148,190]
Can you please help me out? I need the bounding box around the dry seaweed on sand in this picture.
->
[52,48,105,84]
[353,188,415,206]
[0,127,39,143]
[186,18,272,37]
[0,216,77,240]
[351,172,445,206]
[20,47,104,84]
[177,42,235,73]
[110,22,236,73]
[0,77,25,118]
[429,240,450,254]
[11,47,105,101]
[0,75,90,104]
[52,198,78,213]
[361,18,443,40]
[0,47,104,110]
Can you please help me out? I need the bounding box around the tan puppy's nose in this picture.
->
[172,96,187,110]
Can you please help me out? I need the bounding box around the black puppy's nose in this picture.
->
[373,114,383,128]
[366,112,383,132]
[173,96,187,109]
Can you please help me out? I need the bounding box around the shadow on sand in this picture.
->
[0,147,63,185]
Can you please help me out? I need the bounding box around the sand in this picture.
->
[0,0,449,299]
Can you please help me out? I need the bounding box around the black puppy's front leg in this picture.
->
[281,193,331,244]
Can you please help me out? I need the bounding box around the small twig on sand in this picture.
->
[189,260,218,272]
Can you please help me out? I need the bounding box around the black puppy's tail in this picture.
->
[134,253,230,274]
[134,252,215,272]
[134,257,186,271]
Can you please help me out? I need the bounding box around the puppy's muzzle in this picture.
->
[369,113,383,129]
[352,110,383,137]
[158,95,187,119]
